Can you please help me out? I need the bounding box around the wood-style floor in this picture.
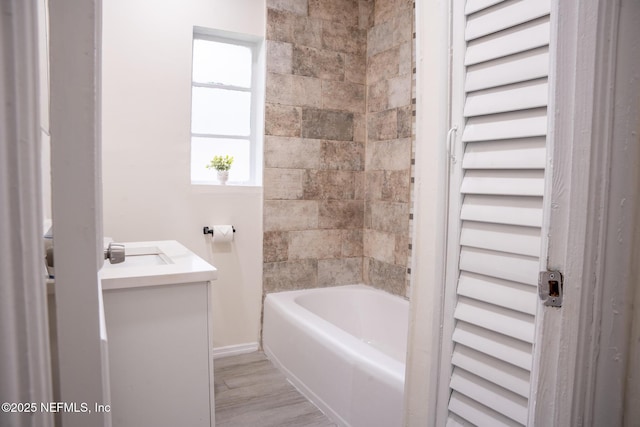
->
[214,351,337,427]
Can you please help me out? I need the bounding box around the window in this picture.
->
[190,31,262,186]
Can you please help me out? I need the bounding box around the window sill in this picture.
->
[191,182,263,195]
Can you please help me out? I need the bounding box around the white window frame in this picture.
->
[190,28,263,187]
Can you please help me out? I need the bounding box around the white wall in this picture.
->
[102,0,265,350]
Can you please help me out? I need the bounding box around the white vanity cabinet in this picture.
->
[100,241,217,427]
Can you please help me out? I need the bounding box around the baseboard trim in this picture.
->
[212,342,260,359]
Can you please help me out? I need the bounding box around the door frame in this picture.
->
[49,0,109,426]
[403,0,451,424]
[0,2,53,426]
[532,0,640,425]
[431,0,466,423]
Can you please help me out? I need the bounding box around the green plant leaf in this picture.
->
[205,154,234,171]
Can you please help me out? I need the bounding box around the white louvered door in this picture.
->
[443,1,551,425]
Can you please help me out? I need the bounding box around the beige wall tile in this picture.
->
[320,140,364,171]
[322,80,366,113]
[322,21,366,55]
[264,168,305,200]
[302,108,354,141]
[398,41,412,75]
[368,47,399,84]
[393,9,413,44]
[267,41,293,74]
[291,17,324,49]
[367,19,395,57]
[397,104,413,138]
[369,200,408,233]
[366,257,406,296]
[267,9,323,49]
[289,229,343,260]
[267,0,308,15]
[265,103,301,137]
[264,259,318,293]
[292,46,345,81]
[353,113,366,142]
[264,231,289,263]
[264,200,319,231]
[381,169,411,202]
[368,79,389,113]
[374,0,412,26]
[319,200,364,229]
[359,0,375,30]
[367,109,398,141]
[267,8,293,43]
[309,0,359,26]
[366,138,411,170]
[388,74,412,109]
[264,136,322,169]
[342,229,364,257]
[303,170,364,200]
[365,170,384,200]
[266,72,322,107]
[394,233,409,265]
[366,170,411,202]
[318,257,363,286]
[364,229,395,264]
[345,53,366,84]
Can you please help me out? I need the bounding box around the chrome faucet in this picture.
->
[104,242,125,264]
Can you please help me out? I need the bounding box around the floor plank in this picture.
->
[214,351,336,427]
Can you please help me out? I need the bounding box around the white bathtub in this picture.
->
[262,284,409,427]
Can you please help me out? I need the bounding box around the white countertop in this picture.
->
[100,240,217,291]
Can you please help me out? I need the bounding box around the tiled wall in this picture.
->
[363,0,414,296]
[263,0,415,297]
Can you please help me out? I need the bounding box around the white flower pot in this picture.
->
[217,170,229,185]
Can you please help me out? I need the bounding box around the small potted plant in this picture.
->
[206,155,234,185]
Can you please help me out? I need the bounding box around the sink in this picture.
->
[125,254,168,266]
[99,240,217,291]
[124,246,173,266]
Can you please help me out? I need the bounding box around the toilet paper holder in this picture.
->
[203,226,236,236]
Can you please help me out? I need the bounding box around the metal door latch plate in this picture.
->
[539,270,563,307]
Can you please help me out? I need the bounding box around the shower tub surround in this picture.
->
[263,0,415,297]
[263,285,408,427]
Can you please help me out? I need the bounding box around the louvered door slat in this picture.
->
[465,48,549,92]
[453,322,533,370]
[464,80,548,117]
[459,247,539,286]
[460,221,541,257]
[446,412,470,427]
[465,18,550,66]
[452,345,531,397]
[465,0,506,16]
[457,272,537,315]
[465,0,551,41]
[460,170,545,197]
[454,297,535,343]
[460,195,543,227]
[449,392,521,427]
[463,138,546,169]
[445,1,550,424]
[450,370,528,425]
[462,109,547,142]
